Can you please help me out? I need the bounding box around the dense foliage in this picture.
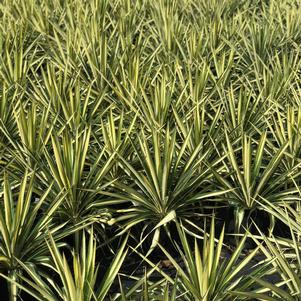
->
[1,0,301,300]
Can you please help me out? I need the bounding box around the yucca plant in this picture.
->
[233,199,301,300]
[213,131,300,234]
[1,229,128,301]
[0,102,55,176]
[0,171,68,301]
[221,86,267,135]
[107,126,227,246]
[124,218,269,301]
[155,219,268,301]
[235,232,301,300]
[101,109,137,178]
[267,106,301,171]
[40,125,120,252]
